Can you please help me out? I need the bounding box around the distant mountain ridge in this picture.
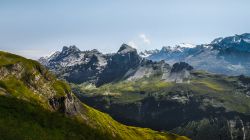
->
[39,44,194,86]
[140,33,250,76]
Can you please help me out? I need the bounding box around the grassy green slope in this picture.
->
[190,70,250,114]
[72,76,174,103]
[0,96,109,140]
[0,51,188,140]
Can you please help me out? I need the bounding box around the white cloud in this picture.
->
[128,41,138,49]
[126,33,151,51]
[139,34,151,44]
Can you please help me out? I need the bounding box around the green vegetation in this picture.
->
[0,95,110,140]
[0,76,49,108]
[0,51,52,78]
[190,71,231,91]
[74,76,174,103]
[80,76,173,94]
[191,79,224,91]
[52,80,71,96]
[187,71,250,113]
[83,104,188,140]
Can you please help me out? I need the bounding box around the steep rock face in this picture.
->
[49,93,83,115]
[171,62,193,73]
[0,63,52,101]
[96,44,142,86]
[139,49,160,58]
[162,62,193,83]
[173,117,250,140]
[125,60,170,81]
[39,46,108,84]
[142,33,250,76]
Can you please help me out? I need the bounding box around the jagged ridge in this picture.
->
[39,44,194,86]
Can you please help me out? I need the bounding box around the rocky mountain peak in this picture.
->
[139,49,160,58]
[171,62,193,73]
[177,43,196,48]
[161,43,196,53]
[118,44,137,54]
[62,45,81,54]
[211,33,250,45]
[241,33,250,38]
[161,46,183,53]
[85,49,103,56]
[161,46,172,52]
[211,37,223,44]
[89,49,100,53]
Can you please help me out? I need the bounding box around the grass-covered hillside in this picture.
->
[0,51,188,140]
[73,69,250,140]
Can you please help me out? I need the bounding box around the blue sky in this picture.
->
[1,0,250,59]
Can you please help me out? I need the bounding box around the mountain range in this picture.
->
[140,33,250,76]
[39,44,193,86]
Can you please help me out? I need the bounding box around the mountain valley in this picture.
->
[39,34,250,140]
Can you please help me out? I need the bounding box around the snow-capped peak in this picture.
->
[177,43,196,48]
[211,37,223,44]
[161,43,196,53]
[139,49,159,57]
[211,33,250,45]
[118,44,137,54]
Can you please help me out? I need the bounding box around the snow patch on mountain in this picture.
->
[139,49,159,58]
[177,43,196,48]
